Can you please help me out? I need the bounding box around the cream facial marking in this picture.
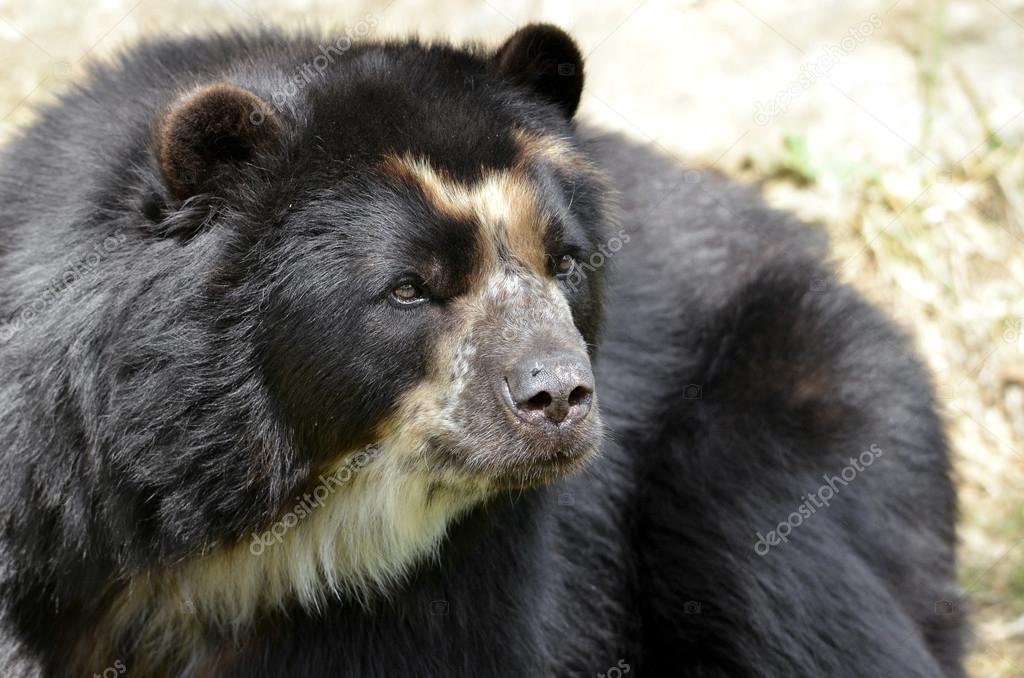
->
[510,127,592,175]
[381,152,551,276]
[105,433,486,676]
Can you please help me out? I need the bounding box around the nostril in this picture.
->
[526,390,553,410]
[568,385,591,406]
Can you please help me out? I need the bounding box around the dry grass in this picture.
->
[0,0,1022,674]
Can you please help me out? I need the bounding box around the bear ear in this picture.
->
[492,24,585,119]
[156,83,281,200]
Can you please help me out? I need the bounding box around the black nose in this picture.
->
[504,351,595,425]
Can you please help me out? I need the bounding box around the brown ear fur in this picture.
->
[157,83,281,199]
[493,24,585,119]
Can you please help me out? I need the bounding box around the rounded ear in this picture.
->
[492,24,585,119]
[156,83,281,200]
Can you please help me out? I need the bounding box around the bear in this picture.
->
[0,23,965,678]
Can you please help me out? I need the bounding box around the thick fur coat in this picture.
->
[0,26,964,677]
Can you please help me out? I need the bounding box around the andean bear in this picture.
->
[0,23,964,678]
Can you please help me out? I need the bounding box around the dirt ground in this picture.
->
[1,0,1022,675]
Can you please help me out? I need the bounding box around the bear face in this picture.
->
[247,122,607,489]
[148,27,608,493]
[3,24,614,668]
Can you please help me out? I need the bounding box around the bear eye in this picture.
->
[554,254,576,277]
[391,283,427,305]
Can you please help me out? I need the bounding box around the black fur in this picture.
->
[0,25,964,677]
[493,24,585,117]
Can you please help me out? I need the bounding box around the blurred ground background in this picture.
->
[1,0,1022,674]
